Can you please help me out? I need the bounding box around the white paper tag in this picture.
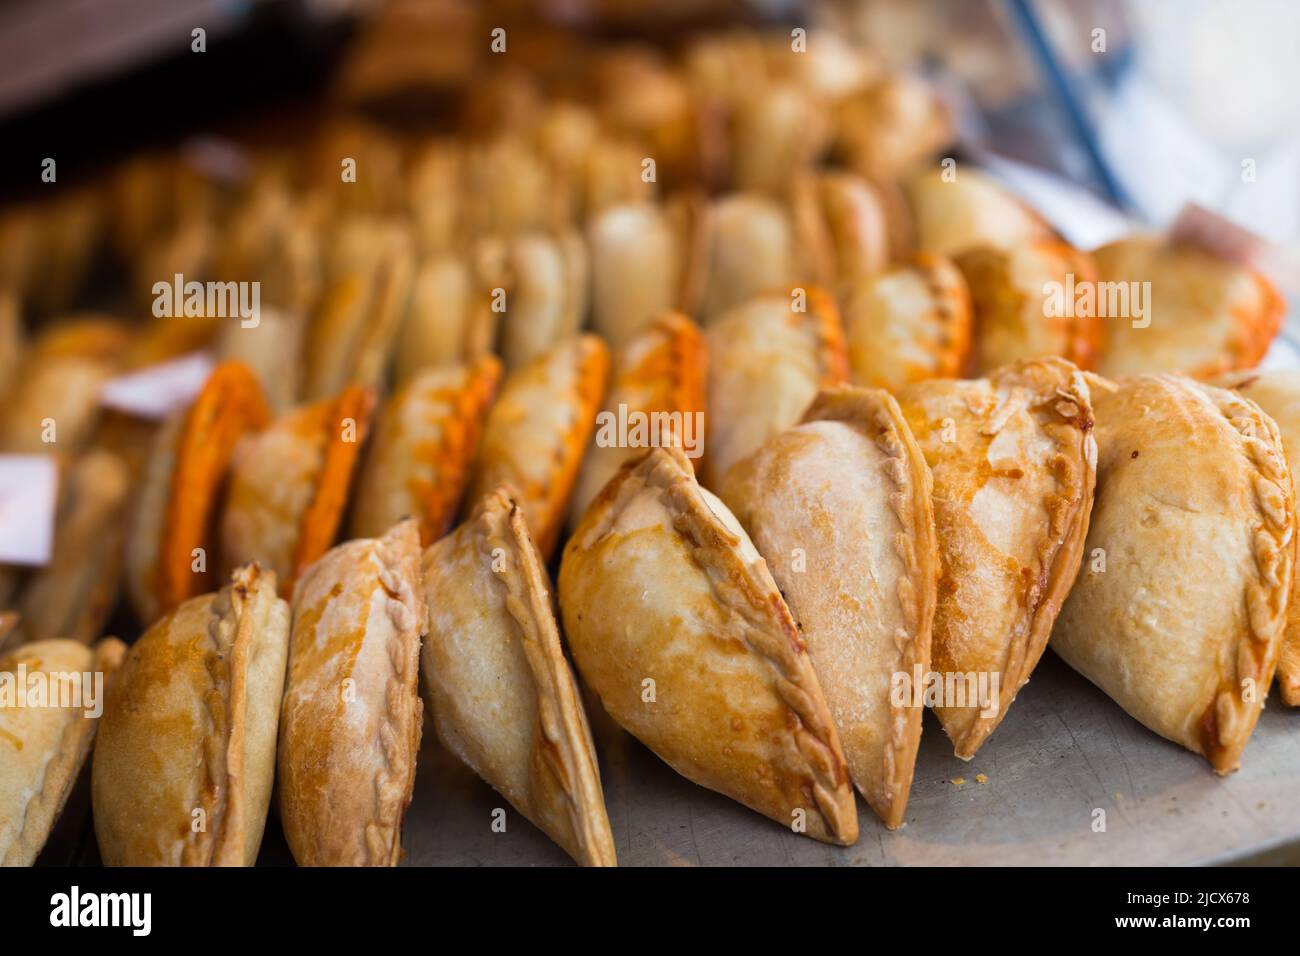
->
[0,455,59,566]
[100,351,214,421]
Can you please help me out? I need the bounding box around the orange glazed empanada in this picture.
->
[569,312,708,525]
[466,336,608,558]
[125,361,269,624]
[220,384,376,596]
[897,358,1096,758]
[559,445,858,845]
[350,356,502,546]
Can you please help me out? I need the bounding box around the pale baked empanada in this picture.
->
[731,81,830,194]
[93,564,289,865]
[845,253,972,392]
[1214,369,1300,707]
[220,385,376,596]
[702,288,848,488]
[1053,375,1294,772]
[897,357,1096,757]
[559,445,858,845]
[700,193,797,322]
[958,240,1102,374]
[587,202,685,350]
[791,170,891,298]
[466,336,608,559]
[278,519,425,866]
[213,306,307,413]
[0,318,129,454]
[422,487,617,866]
[16,450,130,646]
[905,166,1053,259]
[569,312,708,525]
[350,356,502,545]
[720,386,937,828]
[1,638,124,866]
[834,74,952,181]
[392,251,496,383]
[125,361,270,624]
[497,230,588,369]
[1092,236,1282,379]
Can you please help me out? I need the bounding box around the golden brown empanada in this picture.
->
[834,74,952,181]
[1,637,124,866]
[559,444,858,845]
[15,450,130,646]
[897,357,1096,758]
[125,361,269,624]
[350,356,502,546]
[845,253,972,392]
[1214,369,1300,707]
[422,487,617,866]
[1053,375,1294,772]
[720,386,937,828]
[569,312,708,525]
[221,384,376,596]
[1092,236,1282,379]
[278,519,425,867]
[93,564,289,865]
[702,287,848,488]
[731,81,830,194]
[958,239,1102,373]
[0,317,129,454]
[905,166,1053,259]
[466,336,608,559]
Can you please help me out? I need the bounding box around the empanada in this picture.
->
[466,336,608,559]
[845,253,972,392]
[1214,369,1300,706]
[350,356,502,545]
[569,312,708,525]
[559,445,858,845]
[16,450,130,646]
[833,74,952,181]
[1053,375,1294,773]
[221,384,376,596]
[213,306,307,413]
[791,170,891,298]
[278,519,425,866]
[1,637,124,866]
[731,81,830,194]
[702,287,848,488]
[904,166,1053,259]
[125,361,270,624]
[720,386,937,828]
[392,251,496,383]
[422,487,617,866]
[897,357,1096,757]
[0,318,129,454]
[700,193,797,322]
[93,564,290,865]
[497,230,589,369]
[587,202,684,349]
[1092,236,1282,379]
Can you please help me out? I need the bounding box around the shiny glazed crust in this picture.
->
[559,444,858,845]
[421,487,617,866]
[720,386,937,828]
[1053,376,1295,772]
[350,356,502,546]
[467,336,608,558]
[221,385,377,595]
[569,312,708,526]
[0,638,125,866]
[277,519,426,866]
[93,564,290,865]
[898,357,1096,758]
